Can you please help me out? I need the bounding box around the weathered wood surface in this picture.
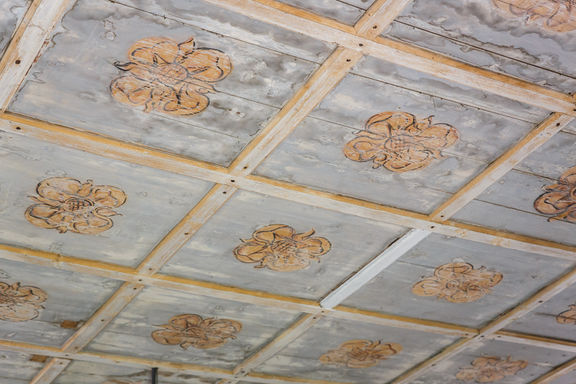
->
[161,190,407,300]
[0,0,30,56]
[411,340,575,384]
[392,0,576,93]
[0,132,213,266]
[254,316,458,383]
[86,286,301,369]
[340,234,574,327]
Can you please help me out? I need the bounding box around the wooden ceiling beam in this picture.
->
[29,358,71,384]
[4,114,576,262]
[198,0,576,114]
[0,0,74,110]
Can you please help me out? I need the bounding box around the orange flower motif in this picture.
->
[534,166,576,223]
[319,340,402,369]
[25,177,126,235]
[556,304,576,324]
[492,0,576,32]
[412,262,503,303]
[111,37,232,115]
[151,314,242,350]
[343,111,458,173]
[456,356,528,382]
[233,224,332,272]
[0,281,47,322]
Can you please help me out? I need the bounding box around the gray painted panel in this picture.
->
[453,171,576,247]
[549,370,576,384]
[505,284,576,343]
[0,0,29,57]
[515,131,576,180]
[310,74,537,164]
[0,258,120,347]
[87,286,301,369]
[0,132,213,266]
[256,116,461,213]
[341,234,574,327]
[9,0,319,166]
[387,21,576,94]
[115,0,335,63]
[413,340,574,384]
[275,0,364,24]
[0,351,43,382]
[394,0,576,88]
[255,316,459,383]
[353,55,549,124]
[257,72,537,213]
[162,190,407,300]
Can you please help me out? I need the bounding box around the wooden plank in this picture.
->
[530,357,576,384]
[354,0,413,37]
[197,0,576,114]
[489,331,576,353]
[0,114,230,185]
[232,314,323,375]
[0,0,73,110]
[431,112,575,220]
[60,282,144,353]
[389,265,576,383]
[4,114,576,261]
[228,47,362,174]
[330,306,477,338]
[28,358,70,384]
[136,184,237,274]
[391,338,472,384]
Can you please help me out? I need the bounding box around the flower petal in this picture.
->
[129,37,179,65]
[253,224,294,243]
[161,83,209,115]
[180,49,232,82]
[36,177,82,202]
[110,76,154,108]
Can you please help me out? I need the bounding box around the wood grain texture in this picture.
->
[0,0,73,110]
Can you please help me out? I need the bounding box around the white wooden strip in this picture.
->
[320,229,430,308]
[0,0,73,109]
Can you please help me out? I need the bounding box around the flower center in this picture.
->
[270,239,299,258]
[153,63,188,85]
[62,198,94,212]
[385,135,414,152]
[0,294,15,306]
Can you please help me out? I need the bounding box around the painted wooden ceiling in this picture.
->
[0,0,576,383]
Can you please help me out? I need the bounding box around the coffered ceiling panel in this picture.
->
[505,283,576,343]
[454,131,576,246]
[256,72,537,213]
[412,340,575,384]
[390,0,576,93]
[0,258,120,347]
[86,286,302,369]
[7,0,322,166]
[340,234,573,328]
[0,132,213,266]
[161,190,407,300]
[254,316,459,383]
